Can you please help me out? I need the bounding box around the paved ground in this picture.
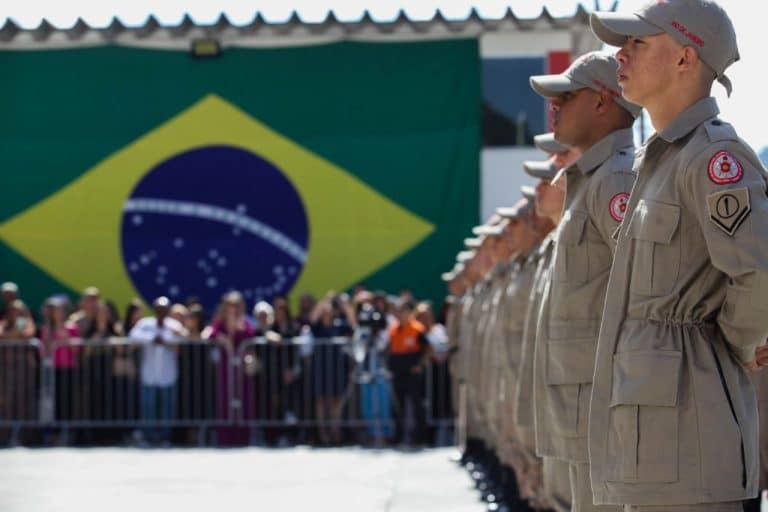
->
[0,447,482,512]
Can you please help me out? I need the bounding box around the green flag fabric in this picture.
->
[0,40,480,312]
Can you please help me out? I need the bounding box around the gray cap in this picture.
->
[441,271,456,282]
[523,160,558,180]
[472,213,504,237]
[473,222,506,237]
[464,237,483,249]
[590,0,738,96]
[497,198,533,220]
[520,185,536,201]
[534,133,568,154]
[530,51,642,118]
[457,251,476,263]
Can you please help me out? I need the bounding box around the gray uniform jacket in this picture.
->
[466,276,495,440]
[496,250,538,455]
[534,128,636,463]
[501,251,538,390]
[590,98,768,506]
[515,236,554,450]
[455,289,475,385]
[479,263,513,447]
[459,283,481,437]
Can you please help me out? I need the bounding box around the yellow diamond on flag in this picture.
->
[0,94,435,308]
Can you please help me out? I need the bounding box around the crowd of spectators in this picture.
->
[0,281,454,449]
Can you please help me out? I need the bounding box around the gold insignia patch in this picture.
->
[706,187,750,236]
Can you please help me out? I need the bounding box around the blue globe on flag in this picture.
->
[120,145,309,311]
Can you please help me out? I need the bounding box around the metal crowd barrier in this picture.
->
[46,338,232,427]
[0,337,454,441]
[0,339,43,426]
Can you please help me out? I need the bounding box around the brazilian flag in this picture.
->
[0,40,480,312]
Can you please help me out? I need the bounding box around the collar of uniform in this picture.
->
[658,97,720,143]
[575,127,634,175]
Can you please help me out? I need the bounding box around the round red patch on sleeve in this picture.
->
[708,150,743,184]
[609,192,630,222]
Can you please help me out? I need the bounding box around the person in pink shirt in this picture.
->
[40,297,81,422]
[204,292,255,446]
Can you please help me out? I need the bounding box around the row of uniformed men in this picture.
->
[443,2,768,512]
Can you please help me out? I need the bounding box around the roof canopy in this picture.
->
[0,6,597,49]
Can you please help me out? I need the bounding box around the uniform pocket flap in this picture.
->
[559,211,588,246]
[610,350,682,407]
[546,338,597,385]
[626,200,680,245]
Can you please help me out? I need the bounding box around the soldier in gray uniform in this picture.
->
[474,209,531,509]
[492,198,553,511]
[588,1,768,510]
[529,51,640,512]
[515,145,581,512]
[456,247,484,464]
[442,264,466,451]
[452,258,477,462]
[469,217,507,458]
[463,217,504,476]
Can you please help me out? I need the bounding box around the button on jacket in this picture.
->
[534,128,636,463]
[590,98,768,506]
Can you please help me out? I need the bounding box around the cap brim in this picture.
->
[473,224,504,237]
[523,160,558,180]
[464,237,483,249]
[529,74,582,98]
[457,251,476,263]
[590,12,662,47]
[496,207,519,219]
[534,133,568,154]
[520,185,536,201]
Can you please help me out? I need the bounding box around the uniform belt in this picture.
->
[629,318,717,329]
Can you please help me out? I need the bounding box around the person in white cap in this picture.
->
[529,50,640,512]
[588,1,768,511]
[0,282,19,322]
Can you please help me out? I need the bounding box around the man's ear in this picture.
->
[677,45,699,71]
[595,90,611,114]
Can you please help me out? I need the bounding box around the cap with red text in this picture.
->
[590,0,739,96]
[529,51,642,118]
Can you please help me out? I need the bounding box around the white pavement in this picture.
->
[0,447,484,512]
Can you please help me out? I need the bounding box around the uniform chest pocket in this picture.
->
[554,211,588,286]
[626,200,681,297]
